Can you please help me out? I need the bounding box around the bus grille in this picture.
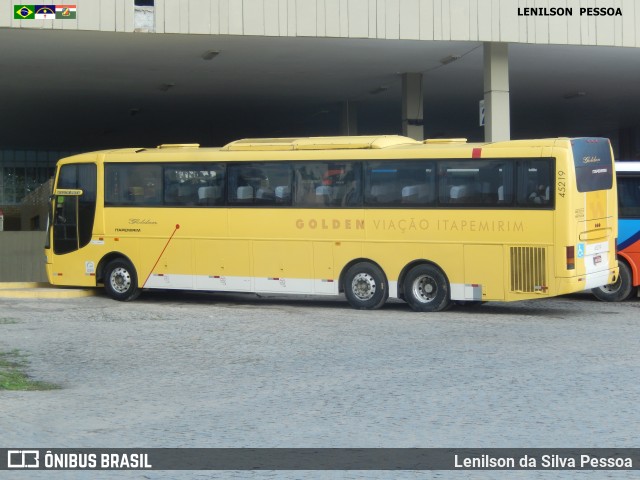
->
[510,247,547,293]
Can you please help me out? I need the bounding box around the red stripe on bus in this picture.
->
[143,224,181,288]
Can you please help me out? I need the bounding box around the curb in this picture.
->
[0,282,97,299]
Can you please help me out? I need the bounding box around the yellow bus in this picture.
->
[45,135,618,312]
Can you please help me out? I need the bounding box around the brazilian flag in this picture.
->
[14,5,35,19]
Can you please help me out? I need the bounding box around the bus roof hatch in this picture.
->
[156,144,200,149]
[222,135,420,151]
[423,138,468,144]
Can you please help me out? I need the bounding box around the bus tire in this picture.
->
[403,264,451,312]
[592,261,636,302]
[344,262,389,310]
[104,258,141,301]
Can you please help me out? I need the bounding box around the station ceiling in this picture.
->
[2,27,640,154]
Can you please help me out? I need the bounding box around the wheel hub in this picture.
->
[600,277,621,293]
[110,267,131,294]
[412,274,437,303]
[352,273,376,301]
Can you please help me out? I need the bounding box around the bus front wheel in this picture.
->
[344,262,389,310]
[592,261,636,302]
[104,259,141,301]
[403,264,451,312]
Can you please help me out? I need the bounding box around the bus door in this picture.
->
[50,163,97,255]
[52,189,83,254]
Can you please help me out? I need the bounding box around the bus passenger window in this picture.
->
[365,160,434,207]
[528,184,548,204]
[294,162,361,208]
[438,162,478,205]
[340,170,360,207]
[517,159,553,207]
[130,165,161,204]
[164,164,225,206]
[275,186,291,204]
[401,184,429,203]
[105,164,161,205]
[497,166,514,204]
[236,186,254,203]
[228,163,291,206]
[198,186,221,205]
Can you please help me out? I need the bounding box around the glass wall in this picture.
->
[0,149,72,205]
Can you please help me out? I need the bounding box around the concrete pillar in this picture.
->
[340,101,358,135]
[402,73,424,141]
[483,42,510,142]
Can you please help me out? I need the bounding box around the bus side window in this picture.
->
[365,160,433,207]
[528,185,549,204]
[275,185,291,204]
[198,186,221,205]
[105,164,161,205]
[498,164,514,204]
[236,185,254,203]
[339,169,361,207]
[438,162,477,205]
[517,160,552,207]
[162,164,225,206]
[228,163,291,206]
[619,176,640,217]
[294,162,360,208]
[294,166,319,206]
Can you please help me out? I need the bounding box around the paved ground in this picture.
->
[1,290,639,479]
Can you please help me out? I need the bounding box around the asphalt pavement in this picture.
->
[1,290,639,479]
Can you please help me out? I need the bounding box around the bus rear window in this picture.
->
[571,138,613,192]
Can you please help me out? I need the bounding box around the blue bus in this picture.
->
[593,161,640,301]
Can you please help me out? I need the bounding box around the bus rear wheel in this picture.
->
[403,264,451,312]
[344,262,389,310]
[104,259,141,301]
[592,261,636,302]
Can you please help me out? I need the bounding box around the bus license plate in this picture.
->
[593,254,602,265]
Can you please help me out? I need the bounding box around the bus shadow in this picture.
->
[129,289,602,317]
[136,289,355,310]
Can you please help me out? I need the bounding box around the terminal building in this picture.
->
[1,0,639,230]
